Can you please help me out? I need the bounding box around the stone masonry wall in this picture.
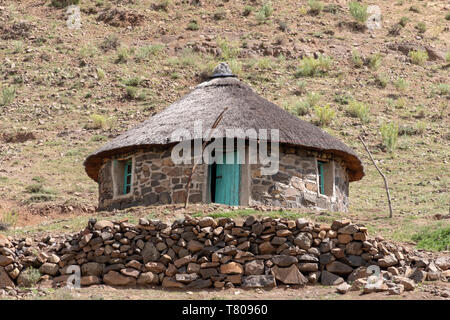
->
[250,146,349,212]
[1,217,448,294]
[98,146,205,211]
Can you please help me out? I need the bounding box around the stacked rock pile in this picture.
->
[1,216,449,294]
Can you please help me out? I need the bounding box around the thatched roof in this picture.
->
[84,68,364,182]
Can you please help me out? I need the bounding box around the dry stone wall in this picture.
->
[1,216,448,294]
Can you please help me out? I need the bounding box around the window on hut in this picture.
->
[317,160,334,197]
[113,159,133,196]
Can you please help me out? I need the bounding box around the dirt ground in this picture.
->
[9,280,445,300]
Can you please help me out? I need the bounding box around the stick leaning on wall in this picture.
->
[184,107,229,209]
[358,135,393,218]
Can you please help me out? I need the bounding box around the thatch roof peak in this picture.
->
[84,76,364,182]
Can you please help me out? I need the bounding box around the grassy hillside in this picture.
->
[0,0,448,244]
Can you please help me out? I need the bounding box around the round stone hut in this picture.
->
[84,63,364,212]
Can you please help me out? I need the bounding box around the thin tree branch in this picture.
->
[184,107,228,209]
[358,135,393,218]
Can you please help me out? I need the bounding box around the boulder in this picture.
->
[175,273,199,284]
[0,255,14,267]
[137,272,159,285]
[326,261,353,275]
[162,277,185,288]
[187,240,203,253]
[393,276,415,291]
[321,270,344,286]
[142,242,160,263]
[186,279,212,289]
[377,254,398,268]
[271,255,298,267]
[0,266,15,288]
[271,265,307,285]
[435,256,450,271]
[39,263,59,276]
[294,233,312,250]
[245,260,264,275]
[220,262,243,274]
[103,271,136,286]
[80,276,101,286]
[336,282,350,294]
[94,220,114,230]
[242,275,276,288]
[81,262,104,277]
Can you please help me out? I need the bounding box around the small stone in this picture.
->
[259,242,275,254]
[162,277,185,288]
[326,261,353,275]
[336,282,351,294]
[242,275,276,288]
[393,276,415,291]
[175,273,199,284]
[137,272,159,285]
[94,220,114,230]
[271,255,298,267]
[80,276,101,286]
[120,268,140,279]
[337,234,352,244]
[245,260,264,275]
[271,265,307,285]
[220,262,243,274]
[321,270,344,286]
[103,271,136,286]
[39,263,59,276]
[187,240,203,253]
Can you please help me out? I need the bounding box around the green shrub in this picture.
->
[314,104,335,127]
[435,83,449,96]
[214,9,226,20]
[306,92,321,107]
[1,86,16,106]
[89,114,110,129]
[100,34,120,52]
[243,6,253,16]
[256,2,273,24]
[374,73,388,88]
[125,86,146,100]
[369,53,382,70]
[115,47,131,64]
[412,226,450,252]
[380,122,399,153]
[409,50,428,66]
[18,267,41,287]
[415,22,426,33]
[308,0,323,15]
[256,57,273,70]
[295,55,332,77]
[96,68,105,80]
[135,44,164,62]
[152,0,170,11]
[187,20,199,31]
[351,50,364,68]
[399,16,409,27]
[228,59,242,75]
[349,1,368,24]
[284,99,310,116]
[217,38,240,60]
[347,100,370,123]
[446,12,450,21]
[394,78,409,91]
[51,0,80,8]
[123,77,142,87]
[446,51,450,63]
[1,210,18,229]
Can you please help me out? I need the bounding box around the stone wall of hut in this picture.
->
[97,145,349,212]
[98,146,206,211]
[250,147,349,212]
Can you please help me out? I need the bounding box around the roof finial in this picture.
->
[210,62,236,79]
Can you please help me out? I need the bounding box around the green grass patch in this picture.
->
[412,225,450,251]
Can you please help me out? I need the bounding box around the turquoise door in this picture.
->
[212,151,241,206]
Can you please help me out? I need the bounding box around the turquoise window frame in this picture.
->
[123,160,132,195]
[318,161,325,195]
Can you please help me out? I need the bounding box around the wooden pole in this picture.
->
[184,107,228,209]
[358,135,393,218]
